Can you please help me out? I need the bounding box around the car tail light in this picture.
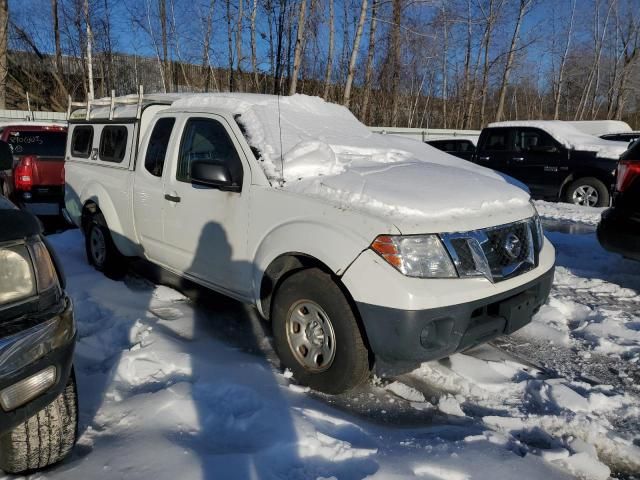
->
[14,156,35,191]
[616,160,640,192]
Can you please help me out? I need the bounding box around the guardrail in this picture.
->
[0,109,67,122]
[369,127,481,143]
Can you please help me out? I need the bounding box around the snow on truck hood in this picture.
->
[174,94,533,229]
[489,120,628,160]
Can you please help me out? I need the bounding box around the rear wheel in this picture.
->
[565,177,610,207]
[0,373,78,474]
[85,212,127,279]
[272,268,371,394]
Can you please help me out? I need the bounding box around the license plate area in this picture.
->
[499,292,537,334]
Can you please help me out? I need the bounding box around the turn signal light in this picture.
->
[371,235,402,269]
[0,366,57,411]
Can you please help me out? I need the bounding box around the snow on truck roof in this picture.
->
[565,120,632,136]
[78,93,532,222]
[488,120,628,160]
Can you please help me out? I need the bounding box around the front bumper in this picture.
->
[0,296,75,433]
[356,267,554,362]
[597,208,640,262]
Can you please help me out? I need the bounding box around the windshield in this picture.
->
[7,130,67,157]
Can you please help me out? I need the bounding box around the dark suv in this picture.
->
[597,139,640,261]
[474,124,624,207]
[0,141,77,473]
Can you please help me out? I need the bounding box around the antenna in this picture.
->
[276,88,285,187]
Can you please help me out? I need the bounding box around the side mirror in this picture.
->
[0,141,13,170]
[190,160,240,192]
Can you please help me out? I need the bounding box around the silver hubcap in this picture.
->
[286,300,336,372]
[572,185,599,207]
[90,227,107,266]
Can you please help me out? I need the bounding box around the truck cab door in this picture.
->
[510,128,564,198]
[133,116,177,263]
[475,128,513,175]
[160,114,251,298]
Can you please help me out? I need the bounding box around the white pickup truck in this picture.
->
[64,93,555,393]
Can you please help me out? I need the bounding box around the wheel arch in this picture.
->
[251,220,373,319]
[559,169,614,200]
[79,186,140,257]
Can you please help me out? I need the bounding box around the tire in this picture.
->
[272,268,372,394]
[564,177,610,207]
[0,373,78,474]
[85,212,127,279]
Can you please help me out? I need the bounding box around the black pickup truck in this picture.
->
[0,141,77,473]
[473,122,627,207]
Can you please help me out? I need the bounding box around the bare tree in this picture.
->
[360,0,378,122]
[52,0,62,73]
[201,0,215,92]
[389,0,403,126]
[495,0,532,122]
[343,0,368,107]
[553,0,576,119]
[236,0,244,91]
[0,0,6,109]
[159,0,170,91]
[250,0,259,89]
[322,0,334,99]
[226,0,235,91]
[84,0,94,100]
[289,0,307,95]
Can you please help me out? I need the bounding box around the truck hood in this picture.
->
[286,158,534,234]
[184,94,535,232]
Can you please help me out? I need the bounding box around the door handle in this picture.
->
[512,157,524,162]
[479,156,490,161]
[164,194,181,203]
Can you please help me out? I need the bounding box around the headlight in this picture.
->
[371,235,458,278]
[529,200,545,250]
[0,244,36,304]
[0,239,59,306]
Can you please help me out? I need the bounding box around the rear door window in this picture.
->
[71,126,94,158]
[99,126,128,163]
[7,130,67,157]
[145,118,175,177]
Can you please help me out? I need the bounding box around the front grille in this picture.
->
[441,218,541,283]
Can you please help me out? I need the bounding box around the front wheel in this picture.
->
[0,373,78,474]
[564,177,610,207]
[272,268,372,394]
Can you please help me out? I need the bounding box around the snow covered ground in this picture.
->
[2,201,639,480]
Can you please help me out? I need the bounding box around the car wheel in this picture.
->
[565,177,610,207]
[85,212,127,279]
[272,268,372,394]
[0,372,78,474]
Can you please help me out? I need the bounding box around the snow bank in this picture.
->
[489,120,628,159]
[35,228,640,480]
[534,200,605,226]
[171,94,531,222]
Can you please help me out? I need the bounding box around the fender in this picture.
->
[79,181,142,257]
[251,219,384,316]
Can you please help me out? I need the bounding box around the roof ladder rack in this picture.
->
[67,85,146,121]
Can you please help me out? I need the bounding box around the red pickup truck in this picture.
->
[0,123,67,216]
